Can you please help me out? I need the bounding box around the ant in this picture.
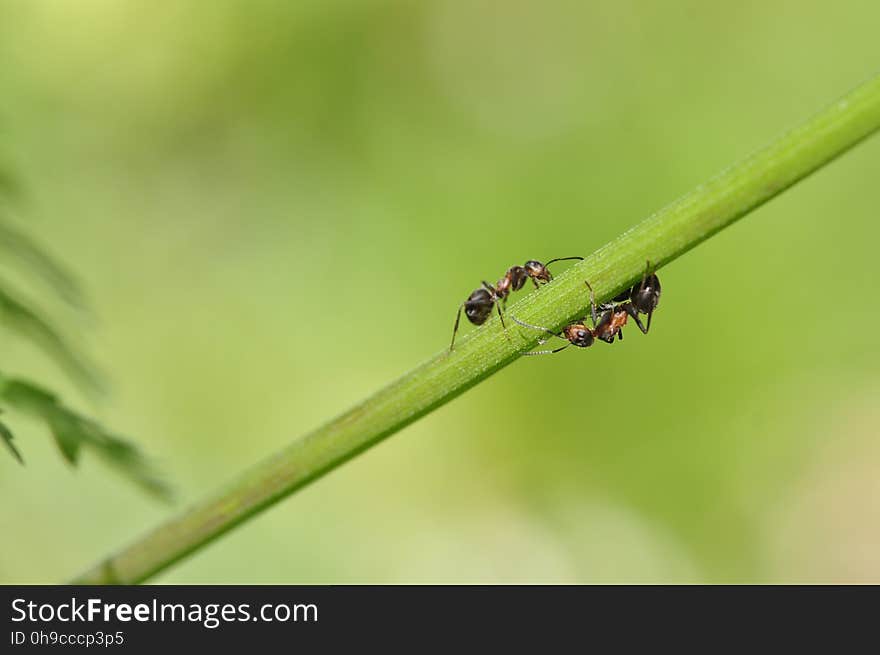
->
[511,262,661,355]
[449,257,583,351]
[512,281,627,354]
[611,260,661,334]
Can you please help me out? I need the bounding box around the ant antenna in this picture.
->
[544,256,584,267]
[511,315,562,342]
[522,344,570,356]
[511,316,569,355]
[541,256,584,283]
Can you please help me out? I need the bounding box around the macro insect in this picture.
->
[512,281,624,354]
[512,262,662,355]
[449,257,583,352]
[611,260,662,334]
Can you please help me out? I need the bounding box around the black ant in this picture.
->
[512,262,661,355]
[449,257,583,351]
[611,260,661,334]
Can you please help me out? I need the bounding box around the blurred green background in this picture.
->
[1,0,879,583]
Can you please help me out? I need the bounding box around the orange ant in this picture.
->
[449,257,583,351]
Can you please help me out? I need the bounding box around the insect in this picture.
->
[512,262,662,355]
[611,260,661,334]
[511,281,629,355]
[449,257,584,351]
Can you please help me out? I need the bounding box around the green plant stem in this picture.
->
[71,74,880,584]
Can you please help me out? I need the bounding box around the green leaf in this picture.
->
[0,410,24,465]
[0,375,171,499]
[0,218,88,311]
[48,411,83,464]
[0,281,104,394]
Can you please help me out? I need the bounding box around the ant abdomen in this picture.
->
[631,273,661,314]
[464,288,494,325]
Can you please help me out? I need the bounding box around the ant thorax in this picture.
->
[464,288,495,325]
[498,266,529,296]
[592,305,628,343]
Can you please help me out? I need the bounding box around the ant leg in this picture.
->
[639,259,651,293]
[495,300,511,342]
[450,303,464,352]
[645,261,658,333]
[531,277,541,289]
[584,280,598,328]
[618,328,624,341]
[522,344,570,356]
[624,303,648,334]
[477,280,509,341]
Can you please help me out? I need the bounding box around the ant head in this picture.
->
[524,260,551,283]
[564,324,594,348]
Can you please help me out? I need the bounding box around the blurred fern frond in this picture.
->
[0,219,88,310]
[0,409,23,464]
[0,280,104,393]
[0,374,171,499]
[0,173,169,499]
